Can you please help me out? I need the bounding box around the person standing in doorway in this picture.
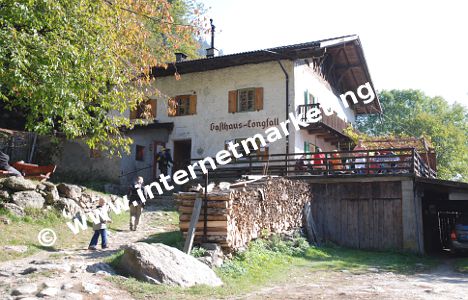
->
[128,176,146,231]
[156,147,173,176]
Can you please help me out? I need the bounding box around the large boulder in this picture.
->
[12,191,45,209]
[57,183,82,199]
[2,177,37,191]
[118,243,223,287]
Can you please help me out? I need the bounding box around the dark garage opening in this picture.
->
[422,196,468,254]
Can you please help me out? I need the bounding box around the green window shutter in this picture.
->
[304,90,309,105]
[304,142,310,154]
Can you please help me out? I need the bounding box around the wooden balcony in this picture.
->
[297,103,351,146]
[190,148,437,180]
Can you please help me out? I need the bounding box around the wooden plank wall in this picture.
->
[311,181,403,250]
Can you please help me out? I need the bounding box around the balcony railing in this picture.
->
[189,148,437,179]
[297,103,350,134]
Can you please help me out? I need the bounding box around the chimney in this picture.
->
[206,19,219,58]
[175,52,187,62]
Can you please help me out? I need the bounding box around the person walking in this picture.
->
[88,198,111,250]
[0,149,22,177]
[128,176,146,231]
[156,147,173,176]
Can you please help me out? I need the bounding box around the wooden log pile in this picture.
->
[175,177,311,252]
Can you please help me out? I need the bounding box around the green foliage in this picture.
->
[190,246,207,257]
[139,230,184,249]
[356,90,468,181]
[0,0,204,155]
[218,235,308,278]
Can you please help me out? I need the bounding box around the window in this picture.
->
[228,87,263,113]
[135,145,145,161]
[238,88,255,112]
[130,99,157,120]
[168,95,197,117]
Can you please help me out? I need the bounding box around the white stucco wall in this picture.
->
[291,60,357,154]
[147,60,295,159]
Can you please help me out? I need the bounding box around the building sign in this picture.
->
[210,117,280,132]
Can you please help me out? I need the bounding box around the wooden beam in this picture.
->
[183,197,202,254]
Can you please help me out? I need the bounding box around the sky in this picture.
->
[198,0,468,107]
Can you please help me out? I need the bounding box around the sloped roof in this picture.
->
[150,34,381,114]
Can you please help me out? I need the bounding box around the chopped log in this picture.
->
[179,220,227,229]
[179,214,228,222]
[176,200,229,208]
[178,207,229,214]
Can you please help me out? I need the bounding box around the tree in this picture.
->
[356,90,468,181]
[0,0,205,155]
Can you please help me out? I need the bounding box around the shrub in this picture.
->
[191,247,207,258]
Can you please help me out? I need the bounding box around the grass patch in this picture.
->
[455,258,468,273]
[139,230,184,249]
[150,211,179,227]
[107,234,437,299]
[0,205,130,262]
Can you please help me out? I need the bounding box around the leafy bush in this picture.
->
[266,234,309,256]
[191,247,207,258]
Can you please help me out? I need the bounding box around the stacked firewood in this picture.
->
[175,177,311,252]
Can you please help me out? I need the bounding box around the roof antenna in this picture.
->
[206,19,218,58]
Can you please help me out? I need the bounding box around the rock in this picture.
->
[2,177,37,191]
[61,283,74,290]
[11,283,38,296]
[18,297,39,300]
[57,183,82,199]
[44,185,59,205]
[37,287,59,297]
[101,295,113,300]
[0,270,12,277]
[56,198,83,218]
[81,282,100,294]
[42,281,59,288]
[2,203,25,217]
[86,263,115,275]
[63,292,83,300]
[199,243,224,268]
[0,216,10,224]
[3,245,28,253]
[0,190,10,201]
[118,242,223,287]
[367,267,379,273]
[12,191,45,209]
[20,267,38,275]
[29,260,72,273]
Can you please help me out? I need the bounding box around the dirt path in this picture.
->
[236,260,468,300]
[0,201,177,300]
